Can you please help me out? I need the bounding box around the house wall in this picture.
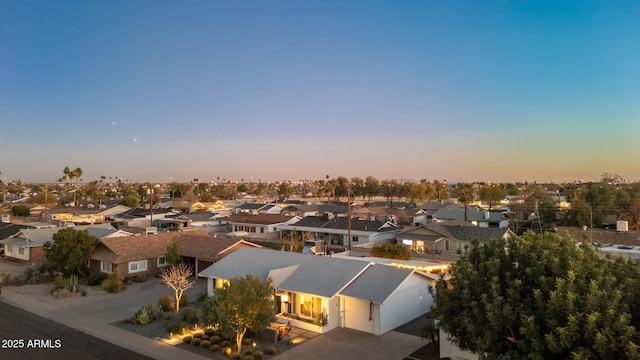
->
[378,275,433,335]
[342,295,379,334]
[3,244,30,262]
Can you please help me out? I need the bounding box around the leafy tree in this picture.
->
[121,194,140,208]
[43,228,100,277]
[479,184,506,210]
[434,180,451,202]
[165,238,181,265]
[371,243,411,260]
[277,182,292,200]
[11,205,30,217]
[159,262,195,312]
[432,231,640,359]
[201,275,276,354]
[364,176,380,201]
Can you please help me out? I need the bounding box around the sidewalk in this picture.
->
[0,285,210,360]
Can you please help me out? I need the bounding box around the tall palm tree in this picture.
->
[455,183,476,221]
[72,167,82,205]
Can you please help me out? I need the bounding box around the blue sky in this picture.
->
[1,1,639,184]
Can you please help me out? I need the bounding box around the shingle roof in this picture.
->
[199,247,371,298]
[340,264,413,304]
[292,216,396,233]
[91,231,258,264]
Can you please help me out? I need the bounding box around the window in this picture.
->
[6,245,12,253]
[101,262,112,273]
[352,236,359,243]
[128,260,148,274]
[295,294,323,319]
[157,256,168,267]
[18,247,24,255]
[260,227,264,233]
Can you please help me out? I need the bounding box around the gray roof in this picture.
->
[198,247,431,303]
[199,247,371,298]
[292,216,396,233]
[6,224,121,246]
[340,264,413,304]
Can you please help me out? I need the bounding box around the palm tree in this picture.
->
[455,183,476,221]
[71,167,82,205]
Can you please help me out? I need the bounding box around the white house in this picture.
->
[198,247,434,336]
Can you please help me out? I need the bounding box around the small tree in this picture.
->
[201,275,276,354]
[160,263,195,312]
[165,238,181,265]
[44,228,99,277]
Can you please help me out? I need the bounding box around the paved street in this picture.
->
[0,301,153,360]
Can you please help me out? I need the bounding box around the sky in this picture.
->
[1,0,639,185]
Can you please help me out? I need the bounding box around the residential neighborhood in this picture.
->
[2,1,639,359]
[3,175,640,359]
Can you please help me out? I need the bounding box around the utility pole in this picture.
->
[347,182,352,252]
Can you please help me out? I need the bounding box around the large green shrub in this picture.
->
[210,335,221,344]
[209,344,221,353]
[200,340,211,349]
[182,336,192,344]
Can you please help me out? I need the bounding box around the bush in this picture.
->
[198,290,208,301]
[263,346,277,355]
[243,356,255,360]
[52,272,65,292]
[242,337,252,346]
[182,307,201,324]
[190,338,201,346]
[229,354,242,360]
[252,351,264,360]
[158,295,173,312]
[2,273,11,285]
[242,349,253,355]
[210,335,221,344]
[193,333,203,339]
[200,340,211,349]
[179,293,189,308]
[166,322,189,335]
[133,305,160,325]
[220,340,231,348]
[222,347,233,356]
[182,336,192,344]
[86,273,107,286]
[201,335,210,341]
[133,273,148,282]
[209,344,221,353]
[102,271,124,293]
